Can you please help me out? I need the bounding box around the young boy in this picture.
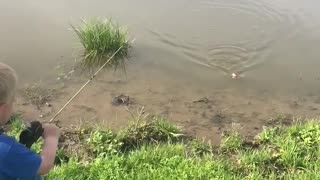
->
[0,63,60,179]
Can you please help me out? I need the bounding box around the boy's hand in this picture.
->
[42,124,60,139]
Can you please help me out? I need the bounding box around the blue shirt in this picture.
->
[0,133,42,180]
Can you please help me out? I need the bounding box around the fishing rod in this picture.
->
[19,38,136,148]
[49,38,136,123]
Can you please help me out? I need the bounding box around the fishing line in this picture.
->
[48,38,136,123]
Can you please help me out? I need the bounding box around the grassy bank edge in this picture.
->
[5,113,320,180]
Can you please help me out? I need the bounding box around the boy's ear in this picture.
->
[0,103,11,125]
[0,104,6,124]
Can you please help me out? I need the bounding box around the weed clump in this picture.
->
[83,116,185,157]
[118,116,185,152]
[71,17,130,71]
[187,139,213,156]
[221,131,244,152]
[85,129,122,156]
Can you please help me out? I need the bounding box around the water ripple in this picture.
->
[148,0,298,74]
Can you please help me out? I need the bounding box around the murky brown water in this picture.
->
[2,0,320,143]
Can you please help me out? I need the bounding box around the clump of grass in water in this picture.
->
[71,18,130,71]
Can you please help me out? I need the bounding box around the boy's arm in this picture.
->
[37,124,60,175]
[0,124,60,178]
[37,135,59,175]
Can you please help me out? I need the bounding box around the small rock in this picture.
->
[193,97,208,103]
[68,70,75,75]
[39,114,44,118]
[45,102,52,107]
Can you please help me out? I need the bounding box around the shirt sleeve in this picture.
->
[2,139,42,178]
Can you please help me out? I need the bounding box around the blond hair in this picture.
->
[0,63,17,104]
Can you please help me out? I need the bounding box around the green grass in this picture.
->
[5,114,320,179]
[47,144,237,180]
[71,17,130,71]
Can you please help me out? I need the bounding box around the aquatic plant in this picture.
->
[71,18,130,71]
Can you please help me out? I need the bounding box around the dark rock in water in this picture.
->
[308,106,318,111]
[111,94,130,106]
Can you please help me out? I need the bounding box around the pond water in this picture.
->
[1,0,320,143]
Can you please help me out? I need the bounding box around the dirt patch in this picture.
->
[265,114,295,127]
[20,83,57,109]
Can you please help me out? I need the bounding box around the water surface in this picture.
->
[2,0,320,142]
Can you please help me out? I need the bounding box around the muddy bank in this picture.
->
[14,68,320,145]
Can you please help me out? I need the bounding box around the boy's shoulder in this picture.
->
[0,132,40,158]
[0,133,42,179]
[0,134,16,156]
